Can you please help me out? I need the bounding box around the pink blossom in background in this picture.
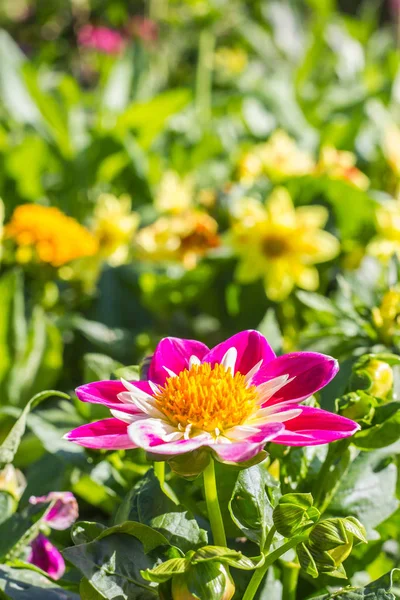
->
[390,0,400,16]
[65,330,359,464]
[28,491,78,580]
[28,534,65,580]
[29,491,79,531]
[129,16,158,43]
[77,24,126,55]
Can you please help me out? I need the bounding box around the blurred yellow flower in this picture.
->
[383,126,400,177]
[367,199,400,262]
[136,209,220,270]
[372,288,400,344]
[214,47,248,76]
[238,131,315,183]
[93,193,139,266]
[317,146,369,190]
[230,188,339,301]
[155,171,194,215]
[5,204,98,267]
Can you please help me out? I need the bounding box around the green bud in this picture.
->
[171,562,235,600]
[297,517,367,579]
[273,493,319,537]
[336,391,376,422]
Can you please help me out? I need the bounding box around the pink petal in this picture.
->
[211,442,266,463]
[148,337,209,385]
[271,406,359,446]
[75,380,151,414]
[202,330,276,375]
[64,418,135,450]
[29,492,78,530]
[128,418,210,455]
[253,352,338,405]
[28,534,65,580]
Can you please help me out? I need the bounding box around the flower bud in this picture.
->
[363,359,393,399]
[297,517,366,579]
[171,562,235,600]
[0,464,26,500]
[273,493,319,538]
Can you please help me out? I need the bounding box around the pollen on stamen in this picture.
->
[154,362,258,435]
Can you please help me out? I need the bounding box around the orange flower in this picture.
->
[5,204,98,267]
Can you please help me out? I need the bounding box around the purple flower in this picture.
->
[29,492,78,530]
[28,534,65,580]
[65,330,359,464]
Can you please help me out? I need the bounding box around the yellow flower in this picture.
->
[5,204,98,267]
[155,171,194,215]
[214,46,248,77]
[367,199,400,262]
[372,289,400,344]
[230,188,340,301]
[238,131,315,184]
[136,209,220,270]
[317,146,369,190]
[92,193,139,266]
[383,125,400,177]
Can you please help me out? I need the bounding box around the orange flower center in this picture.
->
[155,363,258,434]
[262,234,291,258]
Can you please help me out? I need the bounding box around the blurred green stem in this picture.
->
[154,461,179,505]
[196,28,215,128]
[203,459,226,547]
[242,534,308,600]
[282,563,299,600]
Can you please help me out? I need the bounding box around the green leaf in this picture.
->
[311,567,400,599]
[328,448,399,538]
[83,354,123,383]
[113,365,140,381]
[0,502,50,561]
[115,89,191,149]
[228,465,277,548]
[0,563,80,599]
[191,546,263,570]
[273,493,319,537]
[0,390,69,468]
[63,521,168,599]
[257,309,282,354]
[79,578,105,600]
[354,406,400,450]
[115,469,207,553]
[141,558,188,583]
[297,291,337,314]
[71,522,108,546]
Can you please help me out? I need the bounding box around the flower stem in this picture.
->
[242,534,308,600]
[203,459,227,547]
[154,461,179,505]
[282,563,300,600]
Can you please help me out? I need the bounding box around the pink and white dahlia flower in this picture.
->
[65,331,359,463]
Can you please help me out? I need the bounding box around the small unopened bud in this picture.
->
[0,464,26,500]
[273,493,319,538]
[171,563,235,600]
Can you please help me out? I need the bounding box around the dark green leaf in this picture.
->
[228,465,277,547]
